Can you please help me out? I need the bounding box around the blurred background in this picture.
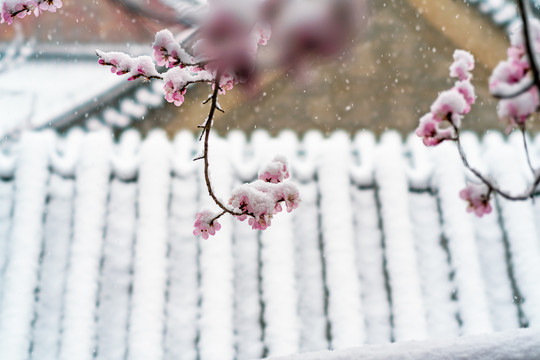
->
[0,0,531,138]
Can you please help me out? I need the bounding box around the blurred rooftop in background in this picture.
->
[0,0,535,137]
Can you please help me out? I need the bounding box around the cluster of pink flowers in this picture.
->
[415,50,476,146]
[161,67,213,106]
[98,0,275,106]
[490,20,540,132]
[96,50,160,82]
[257,154,290,183]
[459,183,492,217]
[153,29,194,69]
[1,0,61,25]
[193,156,301,238]
[193,210,222,240]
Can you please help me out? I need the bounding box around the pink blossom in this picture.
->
[454,80,475,113]
[255,22,272,45]
[248,212,272,230]
[153,29,193,68]
[489,59,529,95]
[281,184,301,212]
[430,88,467,126]
[214,72,237,94]
[459,184,492,217]
[164,80,187,106]
[39,0,62,12]
[449,50,474,81]
[497,88,539,132]
[258,155,289,183]
[1,3,15,24]
[193,210,222,239]
[415,113,455,146]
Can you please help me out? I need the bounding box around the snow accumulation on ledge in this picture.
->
[0,128,540,360]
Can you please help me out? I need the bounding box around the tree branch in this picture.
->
[201,71,243,217]
[517,0,540,91]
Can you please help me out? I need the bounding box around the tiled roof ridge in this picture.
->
[1,129,540,359]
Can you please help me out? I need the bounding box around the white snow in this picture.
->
[258,133,301,357]
[197,133,235,360]
[460,132,519,332]
[264,328,540,360]
[483,134,540,328]
[406,135,460,339]
[0,129,538,359]
[165,131,199,360]
[228,131,264,359]
[0,61,125,137]
[31,131,79,360]
[127,130,171,360]
[0,132,51,360]
[351,131,391,344]
[375,132,427,342]
[431,141,493,335]
[95,131,140,360]
[58,130,112,360]
[318,131,366,349]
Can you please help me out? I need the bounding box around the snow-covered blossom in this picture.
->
[459,183,492,217]
[487,20,540,131]
[162,67,213,106]
[153,29,194,68]
[489,58,530,96]
[39,0,61,12]
[454,80,475,113]
[417,49,476,146]
[415,113,455,146]
[449,50,474,81]
[96,50,160,81]
[1,0,61,24]
[279,181,301,212]
[497,88,539,132]
[258,155,289,183]
[225,157,300,231]
[255,22,272,45]
[193,210,222,239]
[430,89,468,126]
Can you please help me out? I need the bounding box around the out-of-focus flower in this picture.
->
[459,183,492,217]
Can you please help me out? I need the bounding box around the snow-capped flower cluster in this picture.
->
[229,178,300,231]
[162,67,213,106]
[1,0,61,25]
[153,29,194,68]
[459,183,492,217]
[193,156,300,238]
[96,50,160,82]
[415,50,476,146]
[489,20,540,132]
[193,210,222,240]
[257,154,290,183]
[98,3,272,105]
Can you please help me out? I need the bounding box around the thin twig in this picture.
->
[453,126,536,201]
[520,125,536,176]
[451,0,540,202]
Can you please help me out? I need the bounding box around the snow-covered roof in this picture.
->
[463,0,540,33]
[0,129,539,360]
[0,41,170,139]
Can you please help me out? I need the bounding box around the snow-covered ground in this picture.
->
[0,129,539,360]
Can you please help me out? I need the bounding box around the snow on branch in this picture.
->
[416,0,540,217]
[1,0,62,25]
[96,0,366,237]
